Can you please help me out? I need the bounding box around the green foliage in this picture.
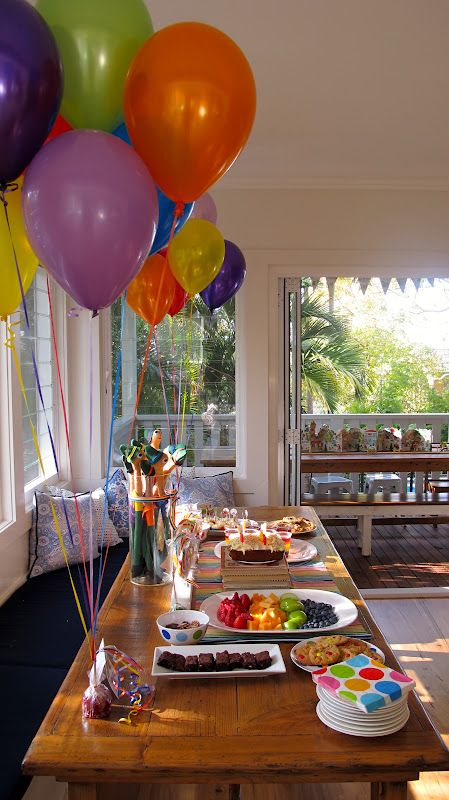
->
[111,295,236,421]
[347,327,445,414]
[301,291,369,412]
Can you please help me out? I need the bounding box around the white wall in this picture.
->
[213,187,449,506]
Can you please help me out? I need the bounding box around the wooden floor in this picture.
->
[325,520,449,590]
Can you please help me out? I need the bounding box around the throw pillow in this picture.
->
[29,492,100,579]
[105,469,129,538]
[176,471,235,507]
[43,486,122,548]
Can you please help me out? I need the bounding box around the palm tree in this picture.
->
[301,290,368,413]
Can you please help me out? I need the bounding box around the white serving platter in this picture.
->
[200,588,358,635]
[152,643,286,679]
[290,638,384,673]
[213,539,318,565]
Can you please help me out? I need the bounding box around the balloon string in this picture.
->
[88,314,95,656]
[46,276,94,624]
[5,323,90,642]
[1,194,59,479]
[170,316,177,441]
[93,292,126,636]
[180,300,194,442]
[154,328,173,447]
[2,191,93,639]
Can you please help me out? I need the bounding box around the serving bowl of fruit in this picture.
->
[200,589,358,634]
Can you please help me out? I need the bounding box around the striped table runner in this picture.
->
[193,543,371,641]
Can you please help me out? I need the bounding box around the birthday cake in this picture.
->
[227,531,285,563]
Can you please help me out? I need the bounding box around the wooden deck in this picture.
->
[325,519,449,590]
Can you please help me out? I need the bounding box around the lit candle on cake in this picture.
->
[260,522,267,546]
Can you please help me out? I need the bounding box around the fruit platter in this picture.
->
[199,588,358,634]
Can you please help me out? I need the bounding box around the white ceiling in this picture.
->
[148,0,449,189]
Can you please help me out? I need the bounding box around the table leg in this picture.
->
[359,516,372,556]
[229,785,240,800]
[68,783,98,800]
[376,781,408,799]
[371,784,380,800]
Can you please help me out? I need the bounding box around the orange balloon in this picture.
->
[124,22,256,203]
[127,253,177,325]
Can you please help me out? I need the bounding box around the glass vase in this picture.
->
[128,494,175,586]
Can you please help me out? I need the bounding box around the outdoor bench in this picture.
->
[306,492,449,555]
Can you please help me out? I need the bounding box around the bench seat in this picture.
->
[304,492,449,556]
[0,541,128,800]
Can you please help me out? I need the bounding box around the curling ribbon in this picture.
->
[5,322,90,641]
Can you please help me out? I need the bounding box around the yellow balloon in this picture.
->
[0,178,39,320]
[167,220,225,295]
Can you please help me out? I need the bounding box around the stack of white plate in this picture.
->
[316,685,410,736]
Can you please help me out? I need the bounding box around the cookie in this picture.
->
[307,644,341,666]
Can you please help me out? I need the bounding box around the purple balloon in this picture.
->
[200,240,246,312]
[190,192,217,225]
[0,0,63,187]
[23,130,158,311]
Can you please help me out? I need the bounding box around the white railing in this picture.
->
[300,413,449,495]
[112,413,236,468]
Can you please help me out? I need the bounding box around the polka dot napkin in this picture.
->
[312,654,415,713]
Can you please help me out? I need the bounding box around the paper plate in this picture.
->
[316,701,410,736]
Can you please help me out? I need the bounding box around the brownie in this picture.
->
[157,651,176,670]
[229,653,244,670]
[242,652,257,670]
[185,655,199,672]
[173,653,186,672]
[255,650,272,670]
[215,651,230,671]
[198,653,215,672]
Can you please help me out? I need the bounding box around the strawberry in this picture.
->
[233,614,248,629]
[225,607,237,627]
[240,593,250,610]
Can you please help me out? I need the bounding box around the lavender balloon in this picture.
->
[0,0,63,186]
[22,131,158,311]
[200,240,246,312]
[190,192,217,225]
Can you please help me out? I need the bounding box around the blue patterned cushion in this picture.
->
[176,471,235,507]
[105,469,129,538]
[29,492,100,578]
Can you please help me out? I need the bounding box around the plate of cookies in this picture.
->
[290,636,384,673]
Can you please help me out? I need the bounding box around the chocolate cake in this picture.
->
[198,653,215,672]
[229,653,244,670]
[185,655,199,672]
[157,649,272,673]
[255,650,272,669]
[227,532,285,563]
[242,652,257,669]
[215,651,230,671]
[173,653,186,672]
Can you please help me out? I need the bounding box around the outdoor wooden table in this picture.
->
[301,451,449,474]
[23,506,449,800]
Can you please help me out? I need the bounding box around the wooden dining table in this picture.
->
[22,506,449,800]
[301,451,449,474]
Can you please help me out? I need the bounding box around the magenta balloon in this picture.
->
[22,130,158,311]
[190,192,217,225]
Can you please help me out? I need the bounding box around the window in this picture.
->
[19,267,57,488]
[111,297,236,469]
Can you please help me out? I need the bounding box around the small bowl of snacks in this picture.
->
[156,609,209,645]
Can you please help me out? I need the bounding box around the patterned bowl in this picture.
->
[156,609,209,645]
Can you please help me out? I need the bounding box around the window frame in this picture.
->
[0,275,68,540]
[101,289,245,479]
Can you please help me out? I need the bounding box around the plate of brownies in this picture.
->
[152,643,286,678]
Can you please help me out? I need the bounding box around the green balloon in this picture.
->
[36,0,153,131]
